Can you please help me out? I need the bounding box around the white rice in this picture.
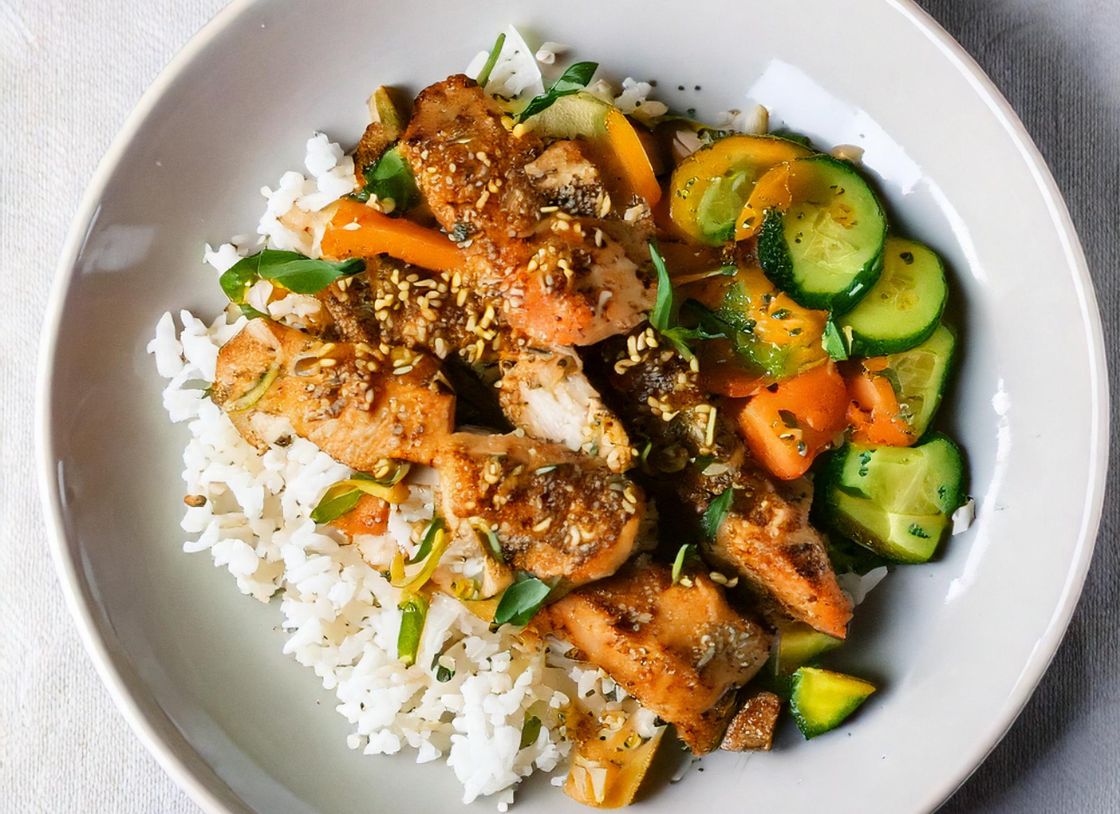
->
[148,135,642,809]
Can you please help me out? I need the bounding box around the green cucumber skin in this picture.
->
[842,239,949,356]
[789,667,876,739]
[894,323,957,440]
[756,155,887,313]
[818,435,966,564]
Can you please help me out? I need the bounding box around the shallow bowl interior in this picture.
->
[39,0,1107,812]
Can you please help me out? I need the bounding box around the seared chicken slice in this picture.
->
[319,256,513,366]
[399,75,654,347]
[212,320,454,467]
[720,689,782,752]
[540,557,771,753]
[435,433,645,586]
[496,348,633,472]
[523,139,609,217]
[320,259,633,471]
[598,327,853,639]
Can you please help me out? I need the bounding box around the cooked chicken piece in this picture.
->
[720,689,782,752]
[434,432,646,586]
[320,258,633,470]
[318,256,515,366]
[540,557,771,753]
[497,347,633,472]
[212,320,454,468]
[400,75,654,347]
[400,74,544,240]
[523,140,608,217]
[597,326,854,639]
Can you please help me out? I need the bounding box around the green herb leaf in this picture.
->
[474,522,506,563]
[397,593,428,666]
[519,715,542,750]
[310,488,365,524]
[353,146,419,211]
[648,246,727,361]
[649,241,674,333]
[219,249,365,303]
[822,320,849,361]
[409,516,446,564]
[670,543,696,585]
[517,61,598,121]
[475,32,507,88]
[431,651,455,682]
[238,302,268,320]
[701,488,733,540]
[493,573,553,627]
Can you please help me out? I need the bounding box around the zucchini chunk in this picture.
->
[669,135,812,245]
[757,155,887,312]
[838,237,948,355]
[822,434,966,563]
[774,621,843,675]
[790,667,876,739]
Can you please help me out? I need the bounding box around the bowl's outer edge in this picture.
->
[35,1,1110,813]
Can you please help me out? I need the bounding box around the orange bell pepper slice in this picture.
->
[321,198,463,272]
[729,361,849,480]
[734,161,796,240]
[845,359,916,446]
[604,108,662,207]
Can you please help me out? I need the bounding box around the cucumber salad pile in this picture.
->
[663,130,971,734]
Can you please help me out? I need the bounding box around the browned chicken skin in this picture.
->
[212,320,454,467]
[399,75,654,347]
[436,433,646,586]
[540,557,771,753]
[599,326,854,639]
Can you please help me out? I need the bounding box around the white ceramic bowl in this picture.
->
[37,1,1108,812]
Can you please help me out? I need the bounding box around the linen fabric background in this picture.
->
[1,0,1116,810]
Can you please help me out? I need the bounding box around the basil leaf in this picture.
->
[649,241,674,333]
[354,146,419,212]
[493,573,552,627]
[310,486,364,524]
[517,61,598,121]
[701,488,733,540]
[397,594,428,666]
[519,715,542,750]
[475,32,507,88]
[822,320,849,361]
[410,516,446,564]
[219,249,365,302]
[671,543,696,585]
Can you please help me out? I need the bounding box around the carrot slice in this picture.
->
[604,108,662,206]
[730,362,849,480]
[322,198,463,272]
[845,361,916,446]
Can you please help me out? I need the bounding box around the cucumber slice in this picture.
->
[882,323,956,438]
[790,667,876,739]
[669,135,812,246]
[525,91,609,138]
[823,434,966,563]
[775,622,843,675]
[838,238,948,355]
[757,155,887,312]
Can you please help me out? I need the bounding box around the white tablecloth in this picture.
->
[2,0,1117,811]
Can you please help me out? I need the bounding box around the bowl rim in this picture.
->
[35,1,1110,812]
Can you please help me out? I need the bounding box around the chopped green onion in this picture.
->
[431,651,455,682]
[701,488,733,540]
[475,32,507,88]
[471,518,505,564]
[310,469,411,524]
[397,593,428,666]
[226,365,280,412]
[409,516,446,564]
[671,543,696,585]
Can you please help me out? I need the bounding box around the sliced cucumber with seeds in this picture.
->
[838,238,948,356]
[790,667,876,739]
[757,155,887,312]
[881,323,956,439]
[823,434,965,563]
